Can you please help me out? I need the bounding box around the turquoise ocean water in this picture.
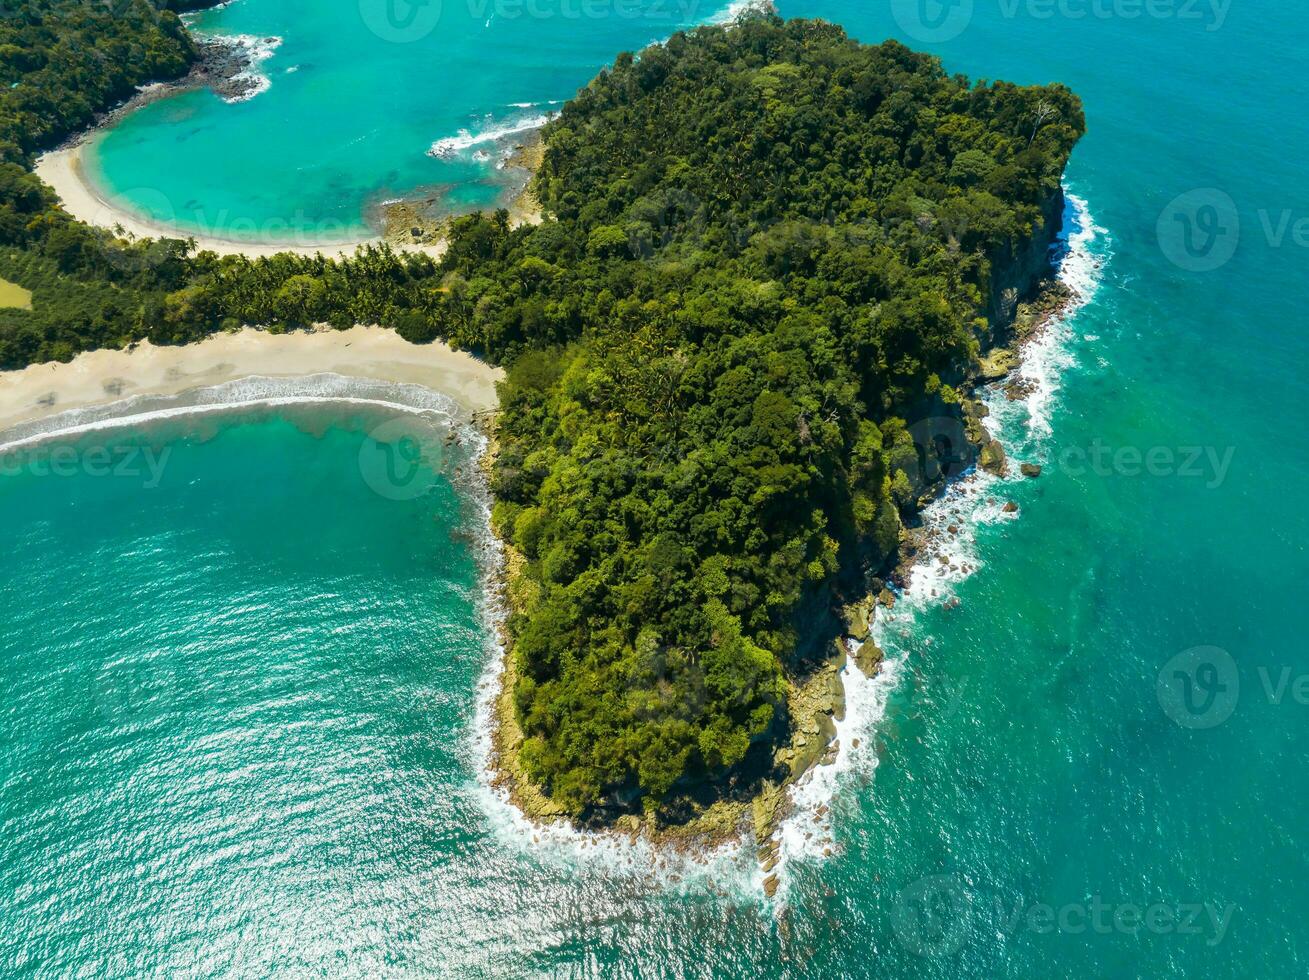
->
[6,0,1309,975]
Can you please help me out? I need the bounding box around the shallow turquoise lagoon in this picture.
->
[6,0,1308,975]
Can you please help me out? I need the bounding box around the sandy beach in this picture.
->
[33,143,449,261]
[0,325,502,437]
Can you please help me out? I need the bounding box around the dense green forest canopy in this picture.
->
[482,20,1082,814]
[0,0,198,166]
[0,8,1082,818]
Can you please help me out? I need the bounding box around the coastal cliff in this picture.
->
[985,185,1067,339]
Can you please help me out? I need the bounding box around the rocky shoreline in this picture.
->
[748,270,1080,896]
[378,131,546,247]
[480,186,1082,882]
[51,33,277,153]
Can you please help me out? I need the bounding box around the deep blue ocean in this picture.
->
[4,0,1307,975]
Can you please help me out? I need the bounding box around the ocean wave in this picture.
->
[426,113,553,160]
[707,0,774,25]
[0,373,465,456]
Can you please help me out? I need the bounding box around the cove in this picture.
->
[87,0,746,244]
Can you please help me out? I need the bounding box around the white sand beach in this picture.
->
[0,325,502,436]
[33,143,449,261]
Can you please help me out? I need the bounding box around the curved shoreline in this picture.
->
[0,325,502,441]
[33,143,449,261]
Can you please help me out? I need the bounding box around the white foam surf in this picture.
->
[983,191,1109,452]
[0,373,466,456]
[708,0,774,24]
[426,113,553,160]
[202,33,283,104]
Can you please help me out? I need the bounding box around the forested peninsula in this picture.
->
[0,5,1083,834]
